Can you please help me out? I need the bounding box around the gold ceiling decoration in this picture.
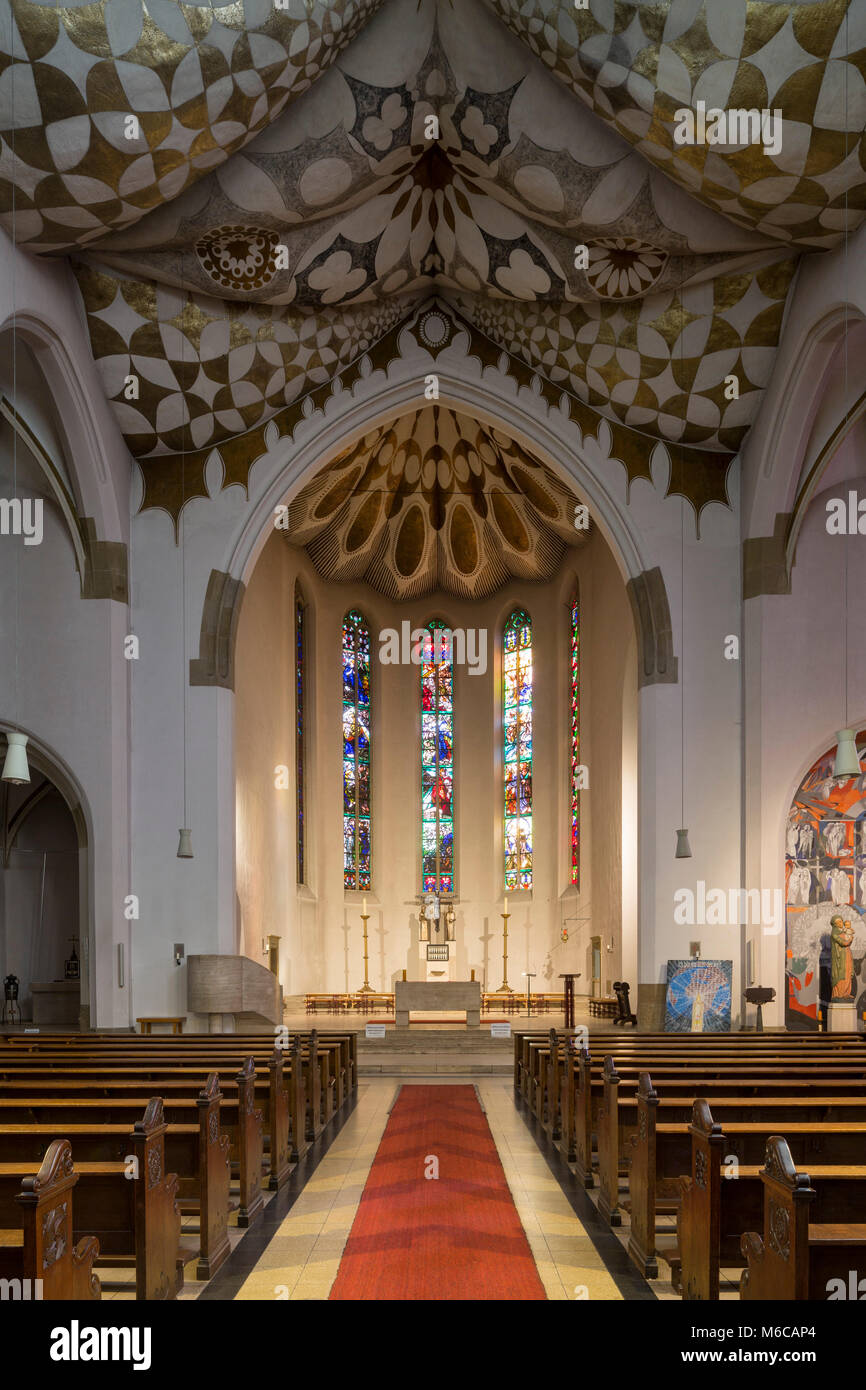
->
[285,403,591,600]
[128,297,733,532]
[1,0,862,522]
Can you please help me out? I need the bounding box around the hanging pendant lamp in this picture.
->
[177,827,193,859]
[833,729,861,779]
[675,828,692,859]
[1,731,30,785]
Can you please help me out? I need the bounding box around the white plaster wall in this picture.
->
[0,448,130,1026]
[124,338,744,1022]
[232,529,638,997]
[744,427,866,1028]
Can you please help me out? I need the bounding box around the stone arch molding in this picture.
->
[0,312,129,602]
[191,363,677,691]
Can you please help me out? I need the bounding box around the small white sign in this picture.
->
[365,1023,386,1039]
[24,1028,39,1034]
[490,1022,511,1038]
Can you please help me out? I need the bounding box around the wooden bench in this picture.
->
[0,1099,183,1299]
[137,1018,185,1035]
[0,1140,100,1301]
[625,1070,866,1277]
[677,1099,866,1299]
[740,1136,866,1300]
[0,1058,265,1232]
[0,1073,231,1280]
[0,1049,305,1182]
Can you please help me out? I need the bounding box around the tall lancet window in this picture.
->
[295,586,306,885]
[504,608,532,890]
[421,621,454,893]
[342,610,371,889]
[570,589,580,888]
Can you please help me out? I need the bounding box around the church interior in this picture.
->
[0,0,865,1327]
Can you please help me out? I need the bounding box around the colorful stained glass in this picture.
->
[343,610,371,889]
[504,609,532,890]
[421,621,454,893]
[295,587,305,885]
[570,592,580,888]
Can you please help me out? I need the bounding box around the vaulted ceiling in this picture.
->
[286,405,589,599]
[1,0,864,522]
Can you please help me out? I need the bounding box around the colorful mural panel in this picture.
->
[785,734,866,1030]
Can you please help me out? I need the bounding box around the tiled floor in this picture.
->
[232,1077,624,1301]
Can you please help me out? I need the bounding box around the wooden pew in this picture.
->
[0,1075,230,1281]
[677,1100,866,1299]
[617,1070,866,1276]
[0,1100,183,1300]
[0,1047,306,1184]
[558,1047,866,1175]
[740,1137,866,1300]
[0,1140,100,1300]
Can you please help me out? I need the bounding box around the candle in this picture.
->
[503,895,508,915]
[362,896,367,916]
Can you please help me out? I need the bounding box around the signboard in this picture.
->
[365,1023,386,1039]
[490,1022,511,1038]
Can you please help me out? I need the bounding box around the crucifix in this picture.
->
[65,936,80,980]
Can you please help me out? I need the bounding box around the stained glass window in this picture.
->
[570,590,580,888]
[342,610,371,889]
[295,585,306,886]
[504,608,532,890]
[421,621,454,893]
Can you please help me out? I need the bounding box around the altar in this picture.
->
[394,980,481,1028]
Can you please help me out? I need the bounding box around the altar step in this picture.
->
[357,1027,513,1075]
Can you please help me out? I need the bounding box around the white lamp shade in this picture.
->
[833,729,861,779]
[2,732,30,785]
[675,827,692,859]
[177,828,193,859]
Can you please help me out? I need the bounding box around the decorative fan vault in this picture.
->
[286,405,589,600]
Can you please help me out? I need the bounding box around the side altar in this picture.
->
[394,980,481,1027]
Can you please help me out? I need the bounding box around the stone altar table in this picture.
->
[395,980,481,1027]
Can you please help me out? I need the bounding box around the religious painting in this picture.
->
[664,959,732,1033]
[785,733,866,1029]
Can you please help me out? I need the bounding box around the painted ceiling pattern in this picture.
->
[1,0,864,522]
[286,404,589,599]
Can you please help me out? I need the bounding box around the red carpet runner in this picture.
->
[329,1085,546,1300]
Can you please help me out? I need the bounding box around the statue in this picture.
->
[444,905,455,941]
[829,914,855,1000]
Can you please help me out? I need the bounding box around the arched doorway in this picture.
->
[0,730,90,1029]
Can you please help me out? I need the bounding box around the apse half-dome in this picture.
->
[284,405,591,600]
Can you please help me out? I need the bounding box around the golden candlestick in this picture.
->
[495,911,513,993]
[358,912,374,994]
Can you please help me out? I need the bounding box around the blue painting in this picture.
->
[664,959,732,1033]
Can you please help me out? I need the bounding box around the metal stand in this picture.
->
[524,972,536,1017]
[495,912,513,993]
[358,913,374,994]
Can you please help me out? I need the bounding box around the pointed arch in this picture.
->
[503,607,532,891]
[342,609,371,890]
[421,618,454,893]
